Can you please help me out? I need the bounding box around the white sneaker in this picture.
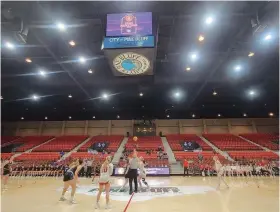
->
[95,202,100,209]
[59,197,67,201]
[105,204,112,209]
[70,199,77,204]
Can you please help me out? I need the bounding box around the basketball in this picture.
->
[133,136,138,141]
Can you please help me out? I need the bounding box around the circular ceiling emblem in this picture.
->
[113,52,150,75]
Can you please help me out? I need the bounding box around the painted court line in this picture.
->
[123,192,135,212]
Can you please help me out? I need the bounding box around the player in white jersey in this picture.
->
[138,157,150,191]
[213,153,229,190]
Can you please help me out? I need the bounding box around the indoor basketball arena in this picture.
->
[1,1,279,212]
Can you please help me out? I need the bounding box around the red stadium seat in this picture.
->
[78,135,123,152]
[32,135,88,152]
[240,133,279,150]
[15,136,54,152]
[202,133,261,151]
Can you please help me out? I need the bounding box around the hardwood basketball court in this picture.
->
[1,176,279,212]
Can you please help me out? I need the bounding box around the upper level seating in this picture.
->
[203,134,261,151]
[1,153,14,160]
[33,135,88,152]
[14,152,60,161]
[125,136,162,151]
[240,133,279,150]
[166,134,212,151]
[228,151,279,160]
[78,135,123,152]
[15,136,54,152]
[1,136,20,146]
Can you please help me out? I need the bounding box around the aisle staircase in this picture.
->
[199,136,234,161]
[112,137,128,164]
[161,137,176,164]
[238,135,279,156]
[59,136,92,161]
[10,137,56,160]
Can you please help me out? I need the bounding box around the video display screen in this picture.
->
[106,12,152,37]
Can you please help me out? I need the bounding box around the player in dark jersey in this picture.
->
[59,159,84,204]
[2,160,12,190]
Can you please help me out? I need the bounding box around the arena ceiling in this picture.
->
[1,1,279,121]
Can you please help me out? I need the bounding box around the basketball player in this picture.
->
[2,160,12,190]
[213,153,229,190]
[59,159,83,204]
[138,157,150,191]
[95,156,113,209]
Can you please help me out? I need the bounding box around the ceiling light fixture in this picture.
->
[79,56,86,64]
[186,67,191,71]
[69,116,72,119]
[234,65,241,71]
[32,95,39,100]
[25,58,32,63]
[243,113,247,117]
[167,115,170,118]
[192,114,195,118]
[102,93,108,99]
[5,42,15,49]
[139,92,143,97]
[269,112,274,117]
[93,116,96,119]
[69,40,76,46]
[88,69,93,74]
[213,91,217,96]
[217,114,221,117]
[198,35,205,42]
[264,34,272,41]
[56,22,66,31]
[248,52,254,57]
[68,94,72,98]
[39,70,46,76]
[21,117,24,120]
[205,17,214,24]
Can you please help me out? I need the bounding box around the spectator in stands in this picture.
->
[60,150,65,158]
[183,159,189,177]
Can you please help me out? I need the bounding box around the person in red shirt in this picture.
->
[183,159,189,177]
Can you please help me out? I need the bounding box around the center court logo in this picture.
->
[113,52,150,75]
[58,185,215,202]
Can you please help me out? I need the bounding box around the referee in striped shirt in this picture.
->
[127,150,139,195]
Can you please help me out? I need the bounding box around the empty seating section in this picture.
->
[14,152,60,161]
[1,153,14,160]
[15,136,54,152]
[228,151,279,160]
[1,136,20,146]
[240,133,279,150]
[78,135,123,152]
[166,134,212,151]
[203,134,261,151]
[33,135,88,152]
[125,136,162,151]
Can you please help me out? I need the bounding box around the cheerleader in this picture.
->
[138,157,150,191]
[59,159,83,204]
[213,153,229,190]
[95,156,113,209]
